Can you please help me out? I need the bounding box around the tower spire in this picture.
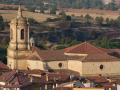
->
[17,5,22,18]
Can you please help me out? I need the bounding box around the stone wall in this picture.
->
[68,60,82,75]
[7,57,16,69]
[82,61,120,76]
[7,57,28,70]
[46,61,68,70]
[27,60,44,70]
[73,88,104,90]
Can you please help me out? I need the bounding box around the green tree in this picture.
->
[95,36,110,48]
[107,0,118,10]
[50,0,57,14]
[95,16,104,25]
[105,18,110,25]
[50,6,57,14]
[84,14,93,25]
[109,41,120,49]
[0,15,4,30]
[28,18,39,25]
[109,19,116,27]
[115,16,120,27]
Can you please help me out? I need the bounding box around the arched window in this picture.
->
[21,29,24,40]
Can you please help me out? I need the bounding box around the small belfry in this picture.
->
[17,5,23,18]
[7,5,30,69]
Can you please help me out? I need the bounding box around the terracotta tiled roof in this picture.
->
[64,42,120,62]
[26,53,40,60]
[20,69,45,75]
[22,42,120,62]
[115,79,120,85]
[98,47,110,53]
[83,54,119,62]
[28,47,82,61]
[39,69,80,83]
[52,69,80,77]
[15,47,82,61]
[87,76,115,88]
[99,48,120,55]
[64,42,107,54]
[87,76,109,83]
[0,70,31,88]
[0,61,9,70]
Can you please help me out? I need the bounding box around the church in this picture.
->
[7,6,120,77]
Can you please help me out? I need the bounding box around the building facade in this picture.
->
[7,6,31,69]
[7,6,120,77]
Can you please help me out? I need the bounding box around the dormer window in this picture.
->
[21,29,24,40]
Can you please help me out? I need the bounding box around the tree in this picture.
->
[28,18,39,25]
[65,15,72,21]
[95,36,110,48]
[95,16,104,25]
[107,0,118,10]
[105,16,120,27]
[105,18,110,25]
[108,19,116,27]
[84,14,93,25]
[59,11,66,17]
[115,16,120,27]
[0,15,4,30]
[50,6,57,14]
[50,0,57,14]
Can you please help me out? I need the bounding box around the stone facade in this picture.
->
[68,60,82,75]
[82,61,120,76]
[46,61,68,70]
[27,60,44,70]
[7,6,120,77]
[7,6,31,69]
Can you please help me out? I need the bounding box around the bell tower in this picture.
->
[7,6,30,69]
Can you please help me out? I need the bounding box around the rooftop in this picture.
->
[0,70,31,88]
[17,42,120,62]
[0,61,9,70]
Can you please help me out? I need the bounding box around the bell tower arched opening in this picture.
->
[20,29,24,40]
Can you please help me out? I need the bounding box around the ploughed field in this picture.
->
[1,8,120,23]
[65,8,120,19]
[0,10,56,22]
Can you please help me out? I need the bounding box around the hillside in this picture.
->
[0,8,120,23]
[102,0,120,4]
[65,8,120,19]
[0,10,56,22]
[0,0,120,11]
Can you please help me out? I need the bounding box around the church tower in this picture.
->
[7,6,30,69]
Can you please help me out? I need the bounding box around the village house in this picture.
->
[0,5,119,90]
[0,70,35,90]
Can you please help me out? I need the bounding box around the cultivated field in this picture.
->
[0,4,26,9]
[0,10,56,22]
[65,8,120,19]
[0,9,120,23]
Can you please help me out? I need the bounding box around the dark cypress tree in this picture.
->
[0,15,4,30]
